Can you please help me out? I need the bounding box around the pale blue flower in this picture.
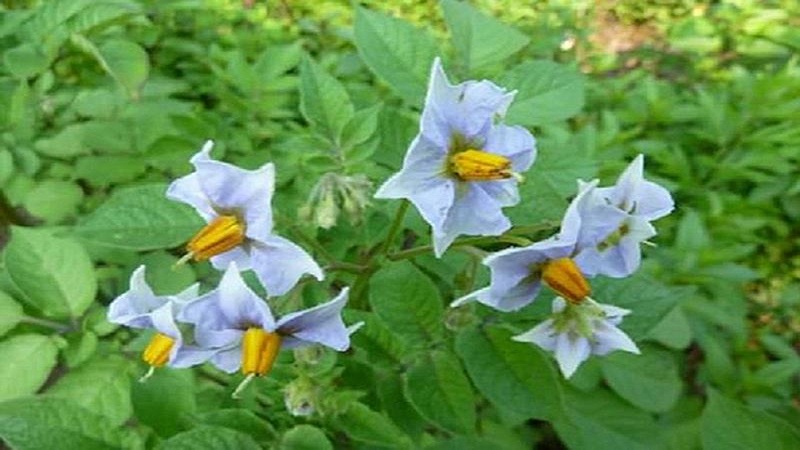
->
[574,154,674,278]
[375,58,536,257]
[167,140,324,296]
[177,262,359,374]
[452,180,623,312]
[513,297,639,378]
[107,266,210,369]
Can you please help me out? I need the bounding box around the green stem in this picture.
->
[20,316,71,333]
[378,200,409,256]
[387,235,531,261]
[324,261,369,274]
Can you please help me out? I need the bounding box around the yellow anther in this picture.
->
[241,328,283,377]
[541,258,591,304]
[449,149,516,181]
[142,332,175,367]
[185,215,246,262]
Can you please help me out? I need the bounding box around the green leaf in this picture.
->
[47,356,134,426]
[647,305,692,350]
[0,334,58,401]
[455,325,563,420]
[441,0,529,72]
[592,275,693,340]
[34,123,91,158]
[280,425,334,450]
[138,251,197,295]
[553,388,661,450]
[376,372,426,438]
[354,7,439,104]
[23,180,84,223]
[3,43,50,78]
[75,184,204,251]
[131,368,196,437]
[501,60,585,126]
[404,350,476,435]
[73,35,149,96]
[3,227,97,319]
[701,390,800,450]
[508,135,596,224]
[0,397,140,450]
[75,155,147,188]
[601,345,682,413]
[369,261,444,348]
[332,401,411,448]
[299,56,354,143]
[62,330,99,368]
[0,290,24,337]
[194,409,275,443]
[154,425,261,450]
[345,310,412,366]
[342,104,382,151]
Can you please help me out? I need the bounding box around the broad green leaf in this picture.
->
[75,184,204,251]
[0,334,58,401]
[138,251,197,295]
[441,0,529,72]
[592,274,693,340]
[194,409,275,443]
[455,325,563,420]
[345,310,412,366]
[34,122,91,158]
[508,135,596,224]
[76,155,147,188]
[3,43,50,78]
[0,397,140,450]
[601,345,682,413]
[0,150,13,186]
[354,7,439,103]
[501,60,585,126]
[404,350,476,435]
[4,227,97,319]
[132,369,196,437]
[701,390,800,450]
[280,424,334,450]
[332,401,411,448]
[553,388,661,450]
[47,356,134,426]
[299,56,354,143]
[62,330,98,368]
[376,371,426,438]
[0,290,24,336]
[154,425,261,450]
[76,36,149,97]
[23,179,83,223]
[369,261,444,348]
[342,104,382,151]
[647,305,692,350]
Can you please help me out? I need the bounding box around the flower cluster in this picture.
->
[109,142,360,397]
[451,156,673,377]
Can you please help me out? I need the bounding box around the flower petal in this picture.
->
[434,183,511,257]
[276,288,351,351]
[554,333,591,378]
[107,266,167,329]
[592,321,640,356]
[209,247,252,271]
[210,346,242,374]
[217,263,276,330]
[250,235,324,297]
[170,346,218,369]
[482,124,537,172]
[512,319,558,351]
[165,172,216,221]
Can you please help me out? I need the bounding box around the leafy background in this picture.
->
[1,0,799,448]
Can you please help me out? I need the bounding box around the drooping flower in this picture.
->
[177,263,360,397]
[574,154,673,278]
[452,180,624,312]
[107,266,210,379]
[374,58,536,257]
[167,141,323,296]
[513,297,639,378]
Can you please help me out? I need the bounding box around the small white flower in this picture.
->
[513,297,639,378]
[167,140,323,297]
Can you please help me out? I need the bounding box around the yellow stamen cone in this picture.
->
[241,328,283,376]
[185,215,246,262]
[450,149,517,181]
[541,258,591,304]
[142,332,175,368]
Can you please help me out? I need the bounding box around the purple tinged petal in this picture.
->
[592,322,640,356]
[165,172,216,221]
[210,347,242,373]
[512,319,558,351]
[209,247,252,271]
[217,263,276,330]
[434,183,511,257]
[276,288,351,351]
[170,346,218,369]
[554,333,591,378]
[107,266,168,329]
[482,124,537,172]
[250,236,324,297]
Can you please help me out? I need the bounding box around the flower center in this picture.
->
[241,327,283,376]
[142,332,175,367]
[541,258,590,304]
[449,149,518,181]
[596,223,630,252]
[186,215,246,261]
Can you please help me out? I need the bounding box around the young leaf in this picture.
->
[501,60,585,126]
[0,334,58,401]
[701,390,800,450]
[4,227,97,320]
[299,56,354,143]
[154,426,261,450]
[369,261,444,348]
[601,345,683,413]
[441,0,529,72]
[132,369,197,438]
[404,350,476,435]
[280,424,333,450]
[354,7,439,104]
[75,184,204,251]
[455,325,564,420]
[0,291,24,337]
[332,401,412,448]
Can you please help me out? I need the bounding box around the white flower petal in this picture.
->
[217,263,276,330]
[165,172,216,221]
[592,322,640,356]
[276,288,351,351]
[512,319,558,351]
[554,332,591,378]
[250,235,324,297]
